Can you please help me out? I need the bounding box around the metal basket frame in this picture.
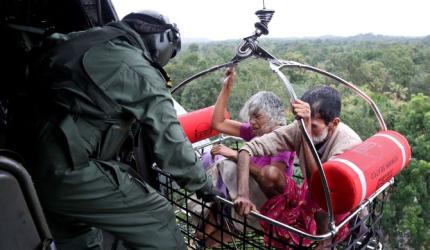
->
[165,8,390,249]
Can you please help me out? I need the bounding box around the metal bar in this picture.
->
[96,0,103,25]
[271,60,387,131]
[215,196,334,240]
[153,165,393,242]
[171,61,241,94]
[192,135,244,151]
[171,26,274,95]
[269,62,336,230]
[335,178,393,230]
[0,156,53,243]
[266,57,389,230]
[215,177,393,242]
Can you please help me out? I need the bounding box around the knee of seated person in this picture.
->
[262,166,285,189]
[261,166,282,182]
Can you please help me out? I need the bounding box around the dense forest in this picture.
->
[166,34,430,249]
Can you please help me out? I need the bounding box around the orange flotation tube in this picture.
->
[178,106,230,143]
[310,130,411,214]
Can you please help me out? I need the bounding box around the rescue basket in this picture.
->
[153,7,406,250]
[152,135,386,249]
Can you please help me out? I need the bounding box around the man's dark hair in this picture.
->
[301,86,341,125]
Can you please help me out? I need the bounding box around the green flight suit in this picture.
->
[32,21,210,249]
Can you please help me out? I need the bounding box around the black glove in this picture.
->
[195,181,217,202]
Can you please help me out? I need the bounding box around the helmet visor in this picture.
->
[169,23,181,58]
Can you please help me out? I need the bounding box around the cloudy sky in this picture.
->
[111,0,429,41]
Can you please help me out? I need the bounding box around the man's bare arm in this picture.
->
[234,150,257,216]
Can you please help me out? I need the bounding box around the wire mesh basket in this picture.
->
[153,138,385,250]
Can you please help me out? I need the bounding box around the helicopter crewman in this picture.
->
[30,10,214,250]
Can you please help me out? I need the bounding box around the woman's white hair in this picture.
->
[239,91,286,126]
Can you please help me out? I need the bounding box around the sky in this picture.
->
[111,0,429,41]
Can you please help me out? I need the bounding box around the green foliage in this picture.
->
[383,159,430,249]
[167,37,430,248]
[395,94,430,161]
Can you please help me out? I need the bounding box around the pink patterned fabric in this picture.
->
[259,176,350,249]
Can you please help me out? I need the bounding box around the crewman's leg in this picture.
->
[40,162,186,249]
[34,123,186,249]
[41,217,103,250]
[41,160,186,250]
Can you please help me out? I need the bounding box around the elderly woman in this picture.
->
[195,68,295,247]
[210,67,295,198]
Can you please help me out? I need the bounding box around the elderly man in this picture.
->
[234,86,361,246]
